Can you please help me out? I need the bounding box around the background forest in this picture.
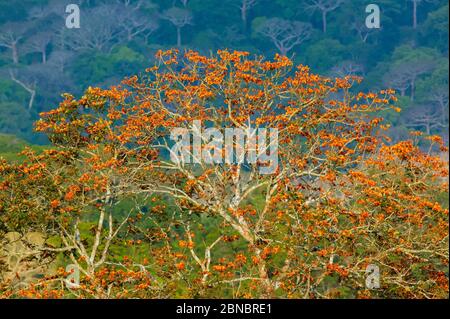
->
[0,0,448,148]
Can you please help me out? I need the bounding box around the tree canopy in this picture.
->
[0,50,448,298]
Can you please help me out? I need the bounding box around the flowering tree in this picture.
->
[0,50,448,299]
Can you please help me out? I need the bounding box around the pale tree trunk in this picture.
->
[241,6,247,31]
[440,101,448,126]
[29,89,36,110]
[322,11,327,33]
[9,70,36,110]
[410,79,416,101]
[255,248,274,298]
[413,1,418,29]
[177,27,182,47]
[400,88,406,97]
[12,42,19,64]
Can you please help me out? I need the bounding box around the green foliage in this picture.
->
[390,45,440,66]
[303,38,346,72]
[0,104,33,141]
[0,133,29,153]
[0,79,29,105]
[416,58,449,102]
[0,133,45,161]
[71,46,145,86]
[420,4,449,52]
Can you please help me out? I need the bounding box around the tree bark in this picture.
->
[12,42,19,64]
[177,27,182,47]
[410,79,415,101]
[413,1,417,29]
[9,70,36,110]
[400,88,406,97]
[29,88,36,110]
[241,6,247,32]
[254,248,274,298]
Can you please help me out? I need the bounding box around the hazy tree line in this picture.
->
[0,0,448,144]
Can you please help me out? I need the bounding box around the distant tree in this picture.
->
[113,0,144,8]
[383,66,412,97]
[384,61,435,100]
[28,5,51,19]
[238,0,258,31]
[115,4,160,42]
[408,0,436,29]
[223,25,246,45]
[404,61,435,101]
[303,38,345,72]
[405,104,445,134]
[25,32,54,64]
[428,86,449,127]
[305,0,345,33]
[255,18,312,56]
[142,17,161,43]
[420,4,449,51]
[179,0,189,7]
[28,0,66,20]
[162,7,193,47]
[47,50,74,73]
[78,0,94,7]
[66,6,123,53]
[390,46,439,100]
[351,18,378,43]
[8,69,36,110]
[7,64,72,111]
[0,23,28,64]
[330,60,364,77]
[415,58,449,130]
